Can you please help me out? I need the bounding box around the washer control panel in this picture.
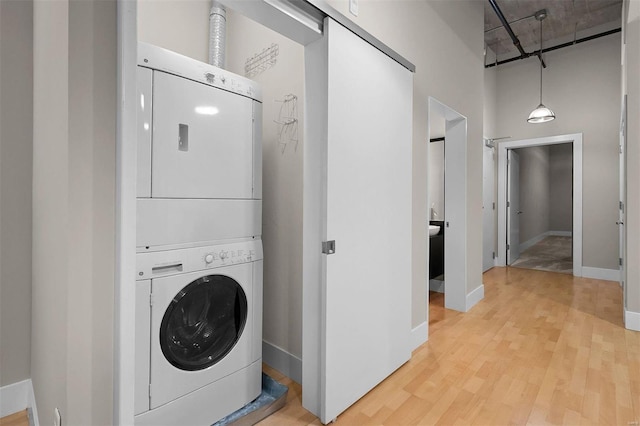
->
[136,239,263,280]
[200,245,257,267]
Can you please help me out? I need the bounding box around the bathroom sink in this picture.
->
[429,225,440,236]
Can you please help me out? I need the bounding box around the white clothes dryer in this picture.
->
[134,239,263,426]
[137,42,262,201]
[136,42,263,251]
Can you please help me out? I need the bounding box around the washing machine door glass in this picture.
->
[160,275,248,371]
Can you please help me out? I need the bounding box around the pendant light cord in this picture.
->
[539,18,543,105]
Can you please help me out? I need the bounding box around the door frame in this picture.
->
[496,133,583,277]
[620,95,627,310]
[427,97,468,313]
[482,143,496,272]
[506,149,521,265]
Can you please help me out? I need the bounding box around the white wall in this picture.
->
[516,146,550,244]
[32,0,115,423]
[428,141,444,221]
[0,0,32,388]
[496,33,621,270]
[549,143,573,232]
[138,0,210,62]
[484,49,498,260]
[484,51,498,140]
[226,10,305,362]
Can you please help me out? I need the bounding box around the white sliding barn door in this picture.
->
[303,18,413,424]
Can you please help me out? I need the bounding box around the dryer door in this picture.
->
[150,264,254,409]
[151,71,254,199]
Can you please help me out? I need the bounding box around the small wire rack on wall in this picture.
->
[274,94,299,154]
[245,43,279,78]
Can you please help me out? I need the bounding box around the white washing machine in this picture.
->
[134,239,263,426]
[136,42,262,251]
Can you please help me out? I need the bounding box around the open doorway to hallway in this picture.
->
[497,133,583,277]
[508,143,574,274]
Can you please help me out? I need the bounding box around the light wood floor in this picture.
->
[258,267,640,425]
[0,410,28,426]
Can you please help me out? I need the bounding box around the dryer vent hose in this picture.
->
[209,1,226,68]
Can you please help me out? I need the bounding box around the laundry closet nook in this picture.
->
[132,1,414,424]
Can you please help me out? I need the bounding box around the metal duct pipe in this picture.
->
[486,0,546,67]
[209,0,226,68]
[487,0,526,58]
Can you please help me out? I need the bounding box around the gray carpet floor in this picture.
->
[510,235,573,274]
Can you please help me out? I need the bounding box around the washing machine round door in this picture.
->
[160,275,248,371]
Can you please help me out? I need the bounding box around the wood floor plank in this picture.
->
[257,267,640,426]
[0,410,29,426]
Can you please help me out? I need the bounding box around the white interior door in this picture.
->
[620,95,627,302]
[303,18,412,424]
[507,150,521,264]
[482,145,495,272]
[444,117,467,312]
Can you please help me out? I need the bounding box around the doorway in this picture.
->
[427,98,468,315]
[497,134,583,277]
[507,144,574,274]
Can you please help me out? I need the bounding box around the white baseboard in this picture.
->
[262,341,302,385]
[1,379,29,417]
[429,279,444,293]
[519,233,547,253]
[582,267,619,282]
[548,230,572,237]
[466,284,484,311]
[1,379,38,424]
[625,310,640,331]
[28,379,38,426]
[411,321,428,352]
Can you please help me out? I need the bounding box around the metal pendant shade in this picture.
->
[528,11,555,124]
[528,104,555,123]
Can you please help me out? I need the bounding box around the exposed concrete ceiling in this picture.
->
[485,0,622,63]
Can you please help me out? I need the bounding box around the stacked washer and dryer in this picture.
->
[134,43,263,426]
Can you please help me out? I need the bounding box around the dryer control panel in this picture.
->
[136,239,263,280]
[138,42,261,102]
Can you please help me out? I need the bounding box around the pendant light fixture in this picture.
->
[528,10,555,123]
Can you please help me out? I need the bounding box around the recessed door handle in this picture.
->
[152,263,183,274]
[322,240,336,255]
[178,123,189,151]
[616,221,624,225]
